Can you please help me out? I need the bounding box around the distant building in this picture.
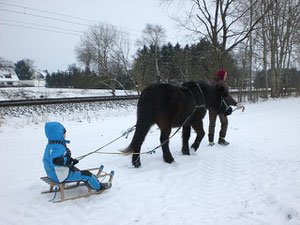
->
[19,70,47,87]
[0,68,20,86]
[0,68,47,87]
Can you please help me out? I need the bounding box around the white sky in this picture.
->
[0,0,189,72]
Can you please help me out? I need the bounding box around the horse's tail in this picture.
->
[123,92,154,153]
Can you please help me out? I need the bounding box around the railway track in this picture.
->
[0,95,139,107]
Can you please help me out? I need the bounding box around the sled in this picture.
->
[40,165,114,203]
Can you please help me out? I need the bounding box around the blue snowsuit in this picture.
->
[43,122,101,190]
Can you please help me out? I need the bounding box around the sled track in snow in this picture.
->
[0,95,140,107]
[186,147,258,224]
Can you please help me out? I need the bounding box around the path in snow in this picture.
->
[0,97,299,225]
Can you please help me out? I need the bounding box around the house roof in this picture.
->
[32,70,47,80]
[0,68,19,82]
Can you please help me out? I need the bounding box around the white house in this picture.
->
[0,68,47,87]
[19,70,47,87]
[0,68,20,86]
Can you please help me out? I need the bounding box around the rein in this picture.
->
[76,83,207,160]
[145,83,207,154]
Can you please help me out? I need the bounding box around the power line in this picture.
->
[0,2,180,44]
[0,2,98,24]
[0,22,80,36]
[0,8,91,27]
[0,2,143,34]
[0,8,143,39]
[0,22,138,46]
[0,18,82,34]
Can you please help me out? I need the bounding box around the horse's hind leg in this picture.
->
[159,126,174,163]
[191,121,205,152]
[132,148,142,168]
[182,125,191,155]
[128,121,153,168]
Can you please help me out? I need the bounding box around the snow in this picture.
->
[0,95,300,225]
[0,87,135,100]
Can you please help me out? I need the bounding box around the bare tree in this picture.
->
[136,23,166,83]
[161,0,272,78]
[75,39,93,72]
[0,57,14,69]
[254,0,300,97]
[75,23,131,96]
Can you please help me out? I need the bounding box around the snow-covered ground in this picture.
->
[0,87,135,100]
[0,96,300,225]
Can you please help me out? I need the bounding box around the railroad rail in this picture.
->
[0,88,296,108]
[0,95,140,107]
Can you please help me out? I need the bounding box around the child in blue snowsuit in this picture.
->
[43,122,111,191]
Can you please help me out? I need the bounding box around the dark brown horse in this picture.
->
[123,81,231,168]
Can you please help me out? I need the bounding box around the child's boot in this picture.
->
[99,182,112,190]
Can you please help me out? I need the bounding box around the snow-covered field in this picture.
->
[0,87,134,100]
[0,95,300,225]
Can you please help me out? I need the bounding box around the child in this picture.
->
[42,122,111,191]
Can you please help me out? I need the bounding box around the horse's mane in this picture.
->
[181,80,210,90]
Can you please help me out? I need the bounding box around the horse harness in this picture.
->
[181,83,206,109]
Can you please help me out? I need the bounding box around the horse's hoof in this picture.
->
[164,158,175,164]
[182,147,190,155]
[190,147,196,154]
[191,143,199,151]
[133,162,141,168]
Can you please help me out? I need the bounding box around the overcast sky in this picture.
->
[0,0,190,72]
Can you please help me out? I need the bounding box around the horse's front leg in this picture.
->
[160,127,174,163]
[191,121,205,152]
[182,125,191,155]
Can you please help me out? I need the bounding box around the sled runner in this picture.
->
[41,165,114,203]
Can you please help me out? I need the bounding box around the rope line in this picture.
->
[75,83,207,160]
[75,125,136,161]
[48,186,58,202]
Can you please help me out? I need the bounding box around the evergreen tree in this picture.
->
[14,60,33,80]
[160,42,180,83]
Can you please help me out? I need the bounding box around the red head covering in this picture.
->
[216,69,227,80]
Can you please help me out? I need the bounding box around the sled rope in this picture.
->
[77,104,199,160]
[48,186,58,202]
[147,106,199,154]
[131,100,202,165]
[140,84,206,156]
[76,125,136,161]
[77,84,206,160]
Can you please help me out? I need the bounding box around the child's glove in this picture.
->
[67,158,79,166]
[71,159,79,166]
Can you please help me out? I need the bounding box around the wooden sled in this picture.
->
[41,165,114,203]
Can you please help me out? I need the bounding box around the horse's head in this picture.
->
[203,83,232,115]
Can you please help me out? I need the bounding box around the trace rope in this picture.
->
[76,83,207,160]
[143,83,206,155]
[76,125,136,161]
[48,186,58,202]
